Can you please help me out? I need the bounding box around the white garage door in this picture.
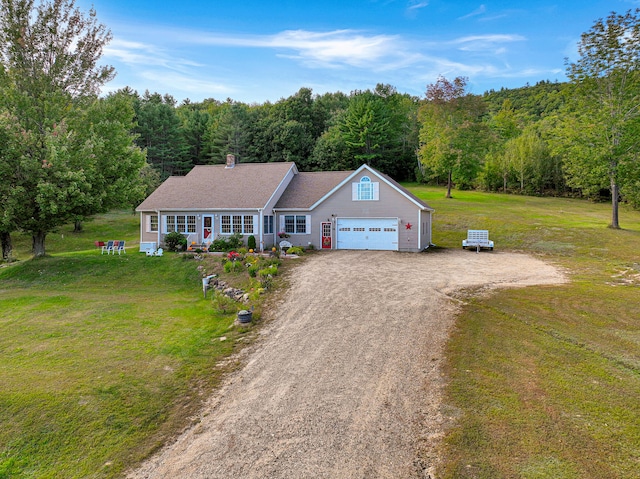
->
[336,218,398,251]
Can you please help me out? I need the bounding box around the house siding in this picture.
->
[137,163,432,253]
[276,171,432,252]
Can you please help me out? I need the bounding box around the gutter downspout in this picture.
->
[156,210,161,247]
[272,208,278,249]
[418,209,422,251]
[258,208,264,252]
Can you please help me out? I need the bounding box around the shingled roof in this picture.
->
[136,162,296,211]
[274,170,353,209]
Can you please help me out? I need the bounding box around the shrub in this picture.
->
[244,255,259,266]
[209,233,244,252]
[247,235,256,251]
[209,236,227,252]
[164,231,187,252]
[258,265,278,278]
[211,291,239,313]
[223,260,243,273]
[226,232,244,250]
[248,264,260,277]
[286,246,304,255]
[262,258,282,268]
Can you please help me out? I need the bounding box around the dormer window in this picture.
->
[353,176,379,201]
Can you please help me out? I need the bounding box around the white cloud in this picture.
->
[407,1,429,12]
[182,29,406,69]
[405,1,429,19]
[458,5,487,21]
[451,34,526,53]
[104,38,201,72]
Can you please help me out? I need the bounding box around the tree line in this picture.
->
[2,1,639,260]
[130,6,640,233]
[128,83,419,186]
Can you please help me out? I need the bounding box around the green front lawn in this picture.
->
[0,214,256,478]
[409,186,640,479]
[2,191,640,478]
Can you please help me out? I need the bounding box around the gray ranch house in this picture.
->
[135,155,434,253]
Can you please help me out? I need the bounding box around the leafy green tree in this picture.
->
[482,99,521,192]
[309,120,350,171]
[418,76,488,197]
[0,0,144,257]
[565,9,640,228]
[0,111,24,260]
[249,88,322,167]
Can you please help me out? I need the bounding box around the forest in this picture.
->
[130,73,638,212]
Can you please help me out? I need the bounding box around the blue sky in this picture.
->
[76,0,640,104]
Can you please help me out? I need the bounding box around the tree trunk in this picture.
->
[74,220,83,232]
[32,231,47,257]
[446,170,453,198]
[611,180,620,229]
[1,231,13,262]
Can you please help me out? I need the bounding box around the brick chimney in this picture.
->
[225,154,236,168]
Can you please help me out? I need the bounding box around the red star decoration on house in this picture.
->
[405,222,412,230]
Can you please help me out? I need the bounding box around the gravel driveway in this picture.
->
[128,249,566,479]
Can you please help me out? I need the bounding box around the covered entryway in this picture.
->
[336,218,398,251]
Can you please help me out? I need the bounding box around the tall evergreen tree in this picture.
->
[134,91,189,179]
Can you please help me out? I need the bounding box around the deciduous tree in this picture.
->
[418,76,488,197]
[565,9,640,228]
[0,0,144,257]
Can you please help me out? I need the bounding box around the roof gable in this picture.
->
[309,164,434,211]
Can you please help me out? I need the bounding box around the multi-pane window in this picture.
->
[149,215,158,232]
[244,215,254,234]
[352,176,379,201]
[164,215,196,233]
[284,215,307,234]
[232,215,242,233]
[187,215,196,232]
[221,215,254,234]
[221,215,231,234]
[177,215,186,232]
[264,215,274,234]
[166,215,175,232]
[295,215,306,234]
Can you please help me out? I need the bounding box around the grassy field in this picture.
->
[0,212,269,478]
[2,193,639,478]
[409,186,640,479]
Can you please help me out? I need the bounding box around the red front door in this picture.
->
[321,222,332,249]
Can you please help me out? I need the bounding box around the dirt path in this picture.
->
[128,250,566,479]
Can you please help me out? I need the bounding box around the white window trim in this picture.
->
[147,214,159,233]
[352,177,380,201]
[163,215,197,234]
[220,214,258,235]
[279,214,311,235]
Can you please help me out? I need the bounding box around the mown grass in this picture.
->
[3,194,640,478]
[408,185,640,479]
[0,213,262,478]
